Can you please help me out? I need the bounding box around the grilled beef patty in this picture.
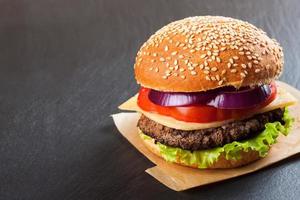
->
[137,108,284,151]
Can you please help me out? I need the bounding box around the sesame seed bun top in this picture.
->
[134,16,284,92]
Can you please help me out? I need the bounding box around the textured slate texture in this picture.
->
[0,0,299,199]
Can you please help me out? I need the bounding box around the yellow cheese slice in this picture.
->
[119,81,298,130]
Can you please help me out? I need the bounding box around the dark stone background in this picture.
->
[0,0,299,199]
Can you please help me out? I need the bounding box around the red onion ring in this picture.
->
[148,84,272,109]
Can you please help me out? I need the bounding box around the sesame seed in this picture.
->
[190,49,196,53]
[246,51,251,55]
[162,75,168,79]
[230,69,237,73]
[229,58,234,64]
[181,75,186,79]
[188,66,194,71]
[241,64,247,69]
[204,70,210,74]
[179,68,185,72]
[171,51,178,56]
[153,53,157,57]
[164,46,169,51]
[221,70,226,75]
[173,73,178,76]
[216,57,221,63]
[174,60,178,65]
[192,63,199,67]
[149,67,153,71]
[233,63,238,67]
[216,75,220,81]
[205,76,211,81]
[200,54,207,59]
[155,67,159,72]
[247,56,252,60]
[253,60,259,64]
[191,71,197,75]
[233,56,239,60]
[207,51,212,56]
[151,59,155,63]
[174,65,179,70]
[218,80,223,85]
[239,51,245,55]
[211,67,218,72]
[204,67,210,71]
[247,62,252,68]
[255,69,261,73]
[240,72,246,78]
[178,55,184,59]
[159,57,165,62]
[220,47,226,51]
[204,61,208,66]
[227,63,232,68]
[211,76,216,81]
[199,64,204,69]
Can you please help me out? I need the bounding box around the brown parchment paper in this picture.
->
[112,81,300,191]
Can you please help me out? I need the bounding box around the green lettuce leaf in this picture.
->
[139,108,294,169]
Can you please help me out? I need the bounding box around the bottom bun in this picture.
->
[141,134,264,169]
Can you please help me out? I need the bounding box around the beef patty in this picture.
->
[137,108,284,151]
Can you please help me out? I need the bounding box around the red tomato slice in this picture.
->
[137,83,277,123]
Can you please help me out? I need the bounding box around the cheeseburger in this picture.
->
[121,16,297,169]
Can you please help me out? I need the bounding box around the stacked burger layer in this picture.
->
[123,16,297,169]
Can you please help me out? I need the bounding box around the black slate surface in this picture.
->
[0,0,300,199]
